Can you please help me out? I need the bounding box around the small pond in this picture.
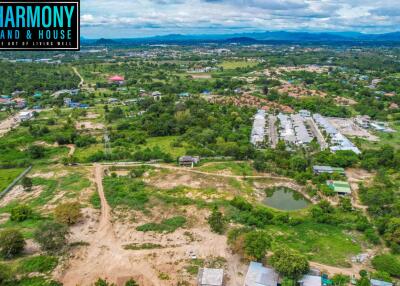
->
[263,187,310,211]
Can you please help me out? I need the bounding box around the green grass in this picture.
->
[360,121,400,150]
[270,221,363,267]
[144,136,186,158]
[17,255,58,274]
[0,168,24,191]
[219,60,258,69]
[198,161,255,176]
[103,176,149,209]
[123,243,163,250]
[136,216,187,233]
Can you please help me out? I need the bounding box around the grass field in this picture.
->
[198,161,255,176]
[271,221,363,267]
[219,60,259,70]
[0,168,24,191]
[360,122,400,150]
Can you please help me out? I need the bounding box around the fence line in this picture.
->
[0,166,32,198]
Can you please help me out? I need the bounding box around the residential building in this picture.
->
[244,262,278,286]
[179,156,200,167]
[250,110,266,147]
[18,111,34,121]
[313,165,345,175]
[326,180,351,195]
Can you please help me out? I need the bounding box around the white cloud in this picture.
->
[79,0,400,37]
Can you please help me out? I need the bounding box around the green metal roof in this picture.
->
[326,180,351,194]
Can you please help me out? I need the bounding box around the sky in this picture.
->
[80,0,400,38]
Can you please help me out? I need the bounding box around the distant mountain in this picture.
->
[81,31,400,46]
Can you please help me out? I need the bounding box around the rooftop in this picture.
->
[244,262,278,286]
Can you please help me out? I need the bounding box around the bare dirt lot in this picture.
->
[56,165,247,286]
[328,117,378,141]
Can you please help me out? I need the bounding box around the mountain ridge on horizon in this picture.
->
[80,30,400,45]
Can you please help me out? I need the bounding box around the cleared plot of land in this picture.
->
[219,60,258,69]
[328,117,378,141]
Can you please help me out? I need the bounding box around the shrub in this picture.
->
[136,216,186,233]
[34,222,69,253]
[18,255,58,273]
[371,254,400,277]
[0,263,12,284]
[54,202,82,225]
[207,208,225,234]
[21,177,33,191]
[0,229,25,258]
[10,205,33,222]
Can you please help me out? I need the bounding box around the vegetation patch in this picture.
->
[136,216,187,233]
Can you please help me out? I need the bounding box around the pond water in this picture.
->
[263,187,310,211]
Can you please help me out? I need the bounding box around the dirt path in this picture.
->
[72,67,84,88]
[67,144,76,156]
[0,113,20,138]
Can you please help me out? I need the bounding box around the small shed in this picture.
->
[326,180,351,195]
[179,156,200,167]
[313,166,345,175]
[197,268,224,286]
[244,262,278,286]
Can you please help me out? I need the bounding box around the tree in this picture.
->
[0,229,25,258]
[207,207,225,234]
[54,202,82,225]
[27,145,45,159]
[243,230,271,261]
[21,177,33,191]
[34,222,69,253]
[10,205,33,222]
[331,274,350,286]
[270,247,309,279]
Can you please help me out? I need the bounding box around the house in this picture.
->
[326,180,351,195]
[197,268,224,286]
[370,279,393,286]
[108,75,125,85]
[179,92,190,98]
[18,111,34,121]
[299,110,311,118]
[244,262,278,286]
[299,275,322,286]
[179,156,200,167]
[151,91,162,100]
[33,91,42,98]
[313,166,345,175]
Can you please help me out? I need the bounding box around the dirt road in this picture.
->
[0,113,19,138]
[72,67,84,88]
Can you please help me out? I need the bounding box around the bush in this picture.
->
[10,205,33,222]
[136,216,186,233]
[207,208,226,234]
[21,177,33,191]
[0,263,12,284]
[34,222,69,253]
[0,229,25,258]
[371,254,400,277]
[18,255,58,273]
[54,202,82,225]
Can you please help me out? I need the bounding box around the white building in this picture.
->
[18,111,34,121]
